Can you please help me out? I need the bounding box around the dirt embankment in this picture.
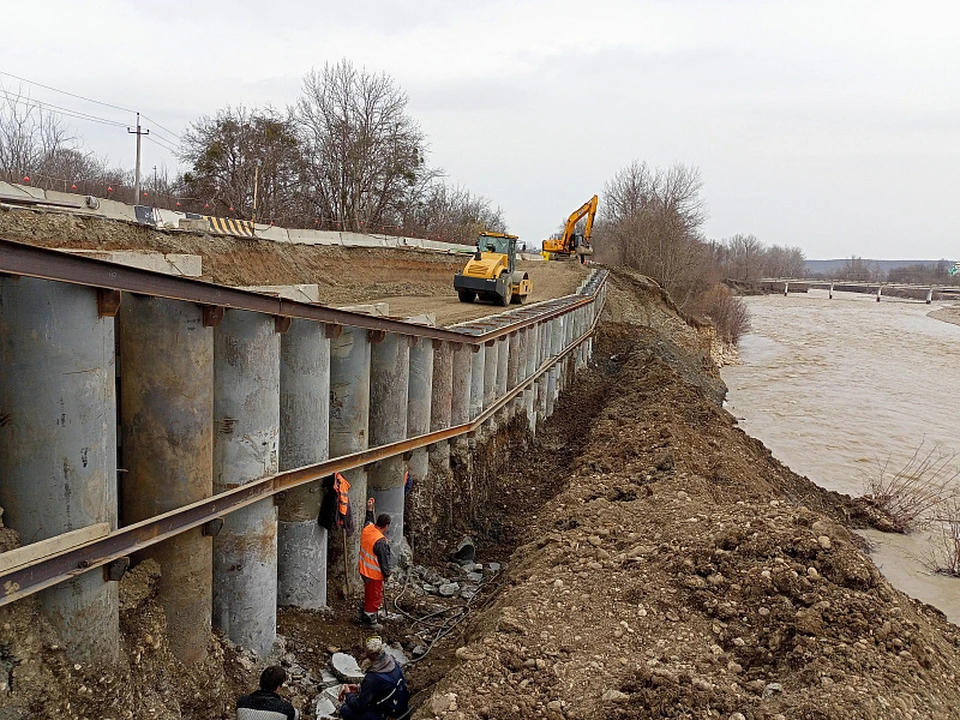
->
[413,270,960,720]
[3,210,959,719]
[0,206,588,326]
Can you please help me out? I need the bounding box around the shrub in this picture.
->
[695,283,751,345]
[926,499,960,577]
[860,442,960,532]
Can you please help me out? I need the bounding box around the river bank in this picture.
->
[4,266,960,719]
[414,271,960,720]
[927,303,960,328]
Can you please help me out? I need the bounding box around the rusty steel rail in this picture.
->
[0,288,606,607]
[0,237,602,343]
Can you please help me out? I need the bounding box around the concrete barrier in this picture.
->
[1,181,478,255]
[0,181,44,200]
[63,250,202,277]
[285,229,343,246]
[254,223,290,242]
[241,284,322,303]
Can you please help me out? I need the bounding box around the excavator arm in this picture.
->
[542,194,599,259]
[561,194,599,251]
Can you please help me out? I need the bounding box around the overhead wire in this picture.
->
[0,69,135,114]
[140,113,183,142]
[0,69,184,143]
[144,134,179,155]
[0,88,128,128]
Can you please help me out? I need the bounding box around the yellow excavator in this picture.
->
[541,194,598,262]
[454,231,532,305]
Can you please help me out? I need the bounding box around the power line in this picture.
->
[0,69,184,142]
[0,69,135,114]
[143,125,181,148]
[144,134,179,155]
[140,113,183,142]
[0,89,128,128]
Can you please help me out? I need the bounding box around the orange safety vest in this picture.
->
[359,523,385,580]
[334,473,350,517]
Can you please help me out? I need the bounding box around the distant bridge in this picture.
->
[734,278,960,304]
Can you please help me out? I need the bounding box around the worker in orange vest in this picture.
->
[358,497,392,630]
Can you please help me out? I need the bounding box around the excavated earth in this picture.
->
[2,208,960,719]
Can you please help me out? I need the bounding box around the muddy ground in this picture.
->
[2,210,960,719]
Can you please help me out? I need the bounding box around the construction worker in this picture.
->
[237,665,298,720]
[337,636,410,720]
[358,497,392,629]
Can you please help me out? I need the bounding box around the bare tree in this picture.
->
[402,182,506,243]
[594,161,709,309]
[839,256,882,282]
[725,234,764,281]
[297,60,436,232]
[0,85,91,185]
[180,105,302,223]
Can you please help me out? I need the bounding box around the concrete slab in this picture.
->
[331,653,364,682]
[0,181,44,199]
[155,208,187,229]
[340,232,386,248]
[177,218,208,232]
[336,302,390,316]
[0,181,33,198]
[253,223,290,241]
[93,197,139,223]
[241,284,322,303]
[63,250,202,277]
[285,229,343,246]
[43,190,87,208]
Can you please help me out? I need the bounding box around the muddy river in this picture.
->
[722,289,960,623]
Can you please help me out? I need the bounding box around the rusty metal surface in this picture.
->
[0,237,602,344]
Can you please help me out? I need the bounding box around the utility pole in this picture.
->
[127,112,149,201]
[252,163,259,223]
[153,165,158,199]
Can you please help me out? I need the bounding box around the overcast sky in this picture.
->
[3,0,958,260]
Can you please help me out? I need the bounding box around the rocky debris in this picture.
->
[385,643,410,667]
[411,316,960,720]
[403,555,503,604]
[438,582,460,597]
[331,652,365,683]
[452,537,476,564]
[315,684,344,719]
[315,692,338,718]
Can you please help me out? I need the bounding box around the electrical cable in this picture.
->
[0,69,184,142]
[391,564,506,665]
[140,113,183,142]
[144,134,179,155]
[0,89,127,128]
[0,69,134,114]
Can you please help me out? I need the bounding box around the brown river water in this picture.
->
[721,290,960,624]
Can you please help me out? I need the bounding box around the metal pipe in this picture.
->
[0,277,119,663]
[118,295,213,664]
[277,319,330,609]
[212,309,280,657]
[0,274,607,608]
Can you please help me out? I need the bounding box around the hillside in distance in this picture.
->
[805,258,956,276]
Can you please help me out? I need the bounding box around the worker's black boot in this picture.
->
[360,612,382,631]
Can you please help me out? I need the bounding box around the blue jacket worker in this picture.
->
[338,636,410,720]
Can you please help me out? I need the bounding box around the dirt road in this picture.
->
[0,207,589,326]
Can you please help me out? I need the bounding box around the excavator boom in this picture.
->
[542,194,599,260]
